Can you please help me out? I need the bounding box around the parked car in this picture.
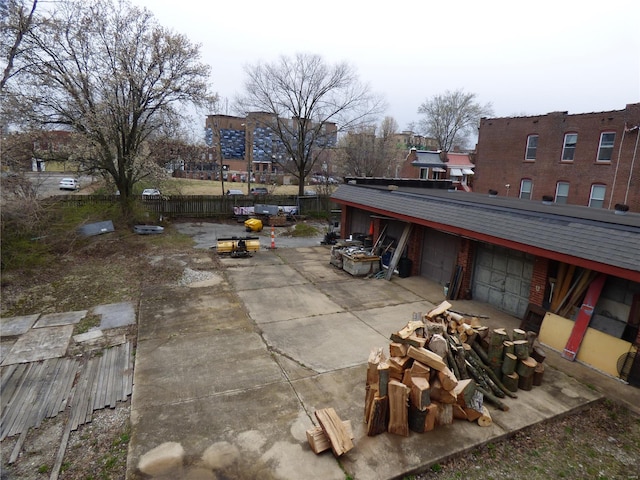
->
[59,178,79,190]
[142,188,161,196]
[226,189,244,195]
[251,187,269,195]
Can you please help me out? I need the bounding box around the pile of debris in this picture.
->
[364,301,547,436]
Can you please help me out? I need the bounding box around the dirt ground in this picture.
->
[1,216,639,479]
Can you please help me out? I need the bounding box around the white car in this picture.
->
[59,178,79,190]
[142,189,161,196]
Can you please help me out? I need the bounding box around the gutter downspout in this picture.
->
[624,128,639,205]
[608,128,625,209]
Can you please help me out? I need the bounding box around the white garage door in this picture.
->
[472,244,533,318]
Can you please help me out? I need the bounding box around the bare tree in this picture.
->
[3,0,213,208]
[237,53,385,196]
[417,89,493,151]
[0,0,38,92]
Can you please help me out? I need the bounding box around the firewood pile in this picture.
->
[364,301,547,436]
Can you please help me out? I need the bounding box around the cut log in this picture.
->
[488,329,507,368]
[409,376,431,410]
[426,300,452,319]
[501,353,518,376]
[518,372,534,391]
[315,408,354,457]
[516,356,537,378]
[364,384,378,423]
[428,334,448,360]
[425,320,446,337]
[387,360,404,381]
[477,406,492,427]
[366,396,389,436]
[503,341,514,356]
[452,404,468,420]
[531,345,546,364]
[512,328,526,341]
[389,342,409,358]
[389,355,412,371]
[408,404,429,433]
[463,390,484,421]
[533,363,545,386]
[502,371,519,393]
[437,365,458,391]
[407,346,447,371]
[513,340,530,360]
[447,311,465,324]
[307,420,354,454]
[387,380,410,436]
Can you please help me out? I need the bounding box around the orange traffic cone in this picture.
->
[269,225,276,249]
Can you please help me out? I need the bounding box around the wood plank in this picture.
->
[307,420,354,453]
[385,223,412,280]
[315,408,354,456]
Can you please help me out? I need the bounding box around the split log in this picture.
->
[502,372,519,393]
[387,361,404,381]
[452,378,476,407]
[366,396,389,436]
[429,334,448,360]
[513,340,530,360]
[477,406,492,427]
[435,402,453,426]
[364,384,378,423]
[408,404,429,433]
[533,363,545,386]
[425,320,446,337]
[390,333,427,348]
[377,361,389,397]
[397,320,425,339]
[315,408,354,456]
[423,403,439,432]
[430,377,457,404]
[366,347,384,386]
[407,346,447,371]
[447,311,465,324]
[501,353,518,376]
[389,342,409,358]
[426,300,452,319]
[516,356,537,378]
[437,365,459,391]
[452,404,468,420]
[307,420,354,453]
[409,376,431,410]
[389,355,412,371]
[387,380,410,436]
[410,360,430,379]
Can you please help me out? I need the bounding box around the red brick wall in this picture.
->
[474,103,640,211]
[529,257,550,307]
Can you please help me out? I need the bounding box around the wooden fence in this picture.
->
[52,194,336,218]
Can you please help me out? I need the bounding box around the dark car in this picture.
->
[251,187,269,195]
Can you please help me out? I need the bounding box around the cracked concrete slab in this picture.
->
[34,310,87,328]
[0,314,40,337]
[1,325,74,365]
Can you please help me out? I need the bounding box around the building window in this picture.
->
[589,184,606,208]
[519,179,533,199]
[562,133,578,161]
[525,135,538,160]
[555,182,569,204]
[597,132,615,162]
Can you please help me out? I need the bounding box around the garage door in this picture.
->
[472,244,533,318]
[421,230,460,285]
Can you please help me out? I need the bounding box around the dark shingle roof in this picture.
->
[331,184,640,278]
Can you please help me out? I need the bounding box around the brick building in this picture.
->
[204,112,337,184]
[473,103,640,211]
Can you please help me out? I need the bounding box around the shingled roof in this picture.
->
[331,183,640,281]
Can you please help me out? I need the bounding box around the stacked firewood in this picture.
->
[364,301,547,436]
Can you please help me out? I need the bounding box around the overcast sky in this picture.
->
[132,0,640,131]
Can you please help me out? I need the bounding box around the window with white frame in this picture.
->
[562,133,578,161]
[555,182,569,204]
[588,184,606,208]
[525,135,538,160]
[597,132,615,162]
[519,179,533,199]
